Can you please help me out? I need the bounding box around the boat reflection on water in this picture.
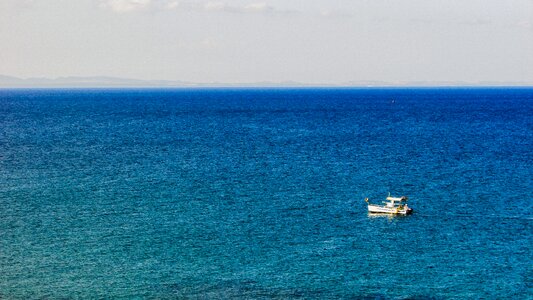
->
[367,212,411,220]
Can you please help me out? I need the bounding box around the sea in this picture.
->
[0,88,532,299]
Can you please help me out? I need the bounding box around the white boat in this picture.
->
[365,194,413,215]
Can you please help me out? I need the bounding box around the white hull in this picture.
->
[368,204,413,215]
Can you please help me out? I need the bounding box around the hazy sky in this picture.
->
[1,0,532,84]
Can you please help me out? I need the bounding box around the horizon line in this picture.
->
[2,86,533,90]
[0,74,531,89]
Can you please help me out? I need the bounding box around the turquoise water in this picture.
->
[1,88,532,298]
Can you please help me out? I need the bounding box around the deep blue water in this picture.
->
[1,88,532,299]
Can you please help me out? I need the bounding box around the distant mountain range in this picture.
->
[0,75,319,88]
[0,75,531,88]
[0,75,198,88]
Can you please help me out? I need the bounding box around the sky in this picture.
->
[1,0,532,85]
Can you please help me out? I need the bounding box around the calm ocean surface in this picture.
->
[1,88,532,299]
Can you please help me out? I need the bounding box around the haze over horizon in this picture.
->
[1,0,532,86]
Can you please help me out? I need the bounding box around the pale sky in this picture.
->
[1,0,532,84]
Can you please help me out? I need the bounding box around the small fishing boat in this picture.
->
[365,193,413,215]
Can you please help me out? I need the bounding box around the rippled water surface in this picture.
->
[1,88,532,298]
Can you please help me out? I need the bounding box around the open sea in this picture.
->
[0,88,532,299]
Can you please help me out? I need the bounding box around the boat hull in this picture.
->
[368,205,413,215]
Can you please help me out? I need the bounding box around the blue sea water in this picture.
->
[0,88,532,299]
